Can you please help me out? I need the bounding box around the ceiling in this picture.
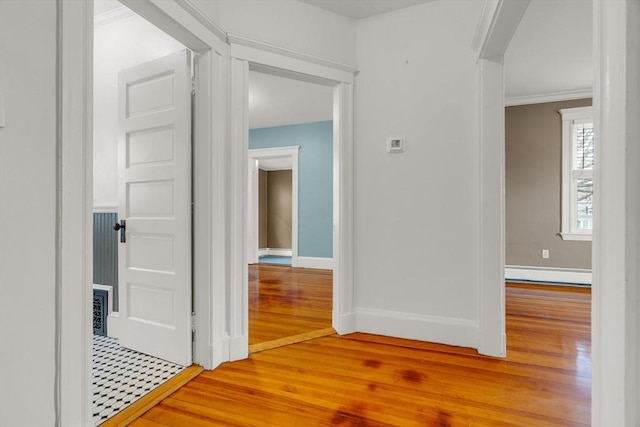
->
[94,0,122,16]
[249,71,333,130]
[504,0,592,100]
[297,0,431,20]
[95,0,593,129]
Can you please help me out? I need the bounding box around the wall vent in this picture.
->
[93,289,108,336]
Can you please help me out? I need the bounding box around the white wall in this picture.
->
[93,11,184,208]
[219,0,357,66]
[0,1,57,425]
[354,1,484,346]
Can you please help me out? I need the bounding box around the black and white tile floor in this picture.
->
[92,335,185,425]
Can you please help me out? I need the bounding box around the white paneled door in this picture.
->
[117,50,192,366]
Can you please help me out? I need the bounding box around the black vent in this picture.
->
[93,289,108,336]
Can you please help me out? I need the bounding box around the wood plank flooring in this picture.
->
[249,264,333,345]
[131,282,591,426]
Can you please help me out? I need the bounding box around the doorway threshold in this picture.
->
[249,328,336,354]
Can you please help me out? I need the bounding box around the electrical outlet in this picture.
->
[542,249,549,259]
[386,136,405,153]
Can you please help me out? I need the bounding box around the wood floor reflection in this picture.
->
[249,263,333,349]
[132,282,591,426]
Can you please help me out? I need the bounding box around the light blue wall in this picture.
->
[249,121,333,258]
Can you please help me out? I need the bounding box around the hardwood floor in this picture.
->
[249,264,333,346]
[130,283,591,426]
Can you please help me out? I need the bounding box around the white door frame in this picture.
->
[472,0,530,358]
[591,1,640,425]
[475,0,640,424]
[228,34,358,361]
[59,1,229,424]
[247,146,300,266]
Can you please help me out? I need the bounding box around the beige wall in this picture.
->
[505,99,592,269]
[258,170,292,249]
[258,169,268,248]
[267,170,292,249]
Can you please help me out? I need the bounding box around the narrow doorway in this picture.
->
[246,70,335,352]
[257,163,293,265]
[92,1,193,423]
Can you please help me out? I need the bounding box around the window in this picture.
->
[560,106,593,241]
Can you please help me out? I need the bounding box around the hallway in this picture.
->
[128,283,591,425]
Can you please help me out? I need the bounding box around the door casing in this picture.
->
[227,45,358,362]
[59,1,357,424]
[58,1,229,425]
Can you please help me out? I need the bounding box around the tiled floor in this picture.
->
[92,335,185,425]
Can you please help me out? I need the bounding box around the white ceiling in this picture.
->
[257,157,293,171]
[95,0,594,130]
[505,0,593,99]
[249,71,333,130]
[94,0,122,16]
[297,0,431,20]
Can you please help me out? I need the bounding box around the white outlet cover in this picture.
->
[387,136,405,153]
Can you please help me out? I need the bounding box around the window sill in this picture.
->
[560,232,592,241]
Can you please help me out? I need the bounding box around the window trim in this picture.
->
[560,106,593,241]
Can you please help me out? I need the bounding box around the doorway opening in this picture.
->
[245,69,335,352]
[92,1,195,423]
[248,145,299,267]
[502,0,593,287]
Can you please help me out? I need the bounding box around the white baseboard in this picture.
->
[258,248,292,257]
[334,312,356,335]
[297,256,333,270]
[505,265,592,285]
[93,205,118,213]
[355,307,479,349]
[229,335,249,361]
[106,312,120,339]
[203,336,229,370]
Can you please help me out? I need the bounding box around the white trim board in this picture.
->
[93,205,118,214]
[355,307,479,349]
[505,265,592,285]
[505,89,593,107]
[94,6,135,28]
[227,33,358,76]
[258,248,293,258]
[298,256,333,270]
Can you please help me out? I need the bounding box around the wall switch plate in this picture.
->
[542,249,549,259]
[386,136,405,153]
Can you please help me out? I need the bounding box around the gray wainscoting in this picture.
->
[94,212,118,311]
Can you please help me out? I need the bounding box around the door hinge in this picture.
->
[191,313,196,343]
[191,77,196,96]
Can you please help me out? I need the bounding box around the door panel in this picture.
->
[117,50,192,366]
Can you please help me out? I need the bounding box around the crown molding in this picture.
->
[227,33,359,75]
[94,6,135,28]
[174,0,228,43]
[505,89,593,106]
